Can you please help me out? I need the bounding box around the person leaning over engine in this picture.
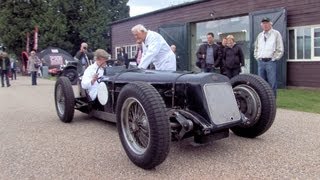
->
[131,24,176,71]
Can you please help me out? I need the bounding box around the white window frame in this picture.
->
[115,44,138,59]
[312,27,320,60]
[287,25,320,62]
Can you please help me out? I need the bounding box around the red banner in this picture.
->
[26,32,30,53]
[33,26,38,51]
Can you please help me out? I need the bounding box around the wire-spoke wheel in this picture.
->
[56,84,66,115]
[116,82,170,170]
[121,97,150,155]
[54,77,75,123]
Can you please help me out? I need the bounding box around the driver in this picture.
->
[81,49,109,100]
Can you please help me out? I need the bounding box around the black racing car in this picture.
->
[54,66,276,169]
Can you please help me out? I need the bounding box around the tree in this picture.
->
[74,0,129,54]
[0,0,130,57]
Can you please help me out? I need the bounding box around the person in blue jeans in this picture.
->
[196,32,221,73]
[254,17,284,97]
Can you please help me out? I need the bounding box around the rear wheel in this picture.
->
[230,74,276,138]
[54,77,75,123]
[116,82,170,169]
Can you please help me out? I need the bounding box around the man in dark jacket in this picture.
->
[74,42,94,73]
[217,37,227,75]
[117,47,129,68]
[0,52,11,87]
[196,32,221,72]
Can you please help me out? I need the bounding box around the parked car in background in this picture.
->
[39,47,79,84]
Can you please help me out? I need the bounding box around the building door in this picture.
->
[249,7,287,88]
[158,23,190,71]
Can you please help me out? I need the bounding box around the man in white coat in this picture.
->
[131,24,176,71]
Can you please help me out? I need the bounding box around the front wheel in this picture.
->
[54,77,75,123]
[230,74,276,138]
[116,82,170,169]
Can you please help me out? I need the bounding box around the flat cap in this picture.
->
[261,17,271,22]
[94,49,109,59]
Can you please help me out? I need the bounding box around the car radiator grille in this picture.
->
[203,83,241,126]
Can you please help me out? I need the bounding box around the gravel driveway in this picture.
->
[0,76,319,179]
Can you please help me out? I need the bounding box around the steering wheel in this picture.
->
[95,64,105,83]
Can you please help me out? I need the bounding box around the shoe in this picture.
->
[7,84,10,87]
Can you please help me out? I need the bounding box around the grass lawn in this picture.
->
[277,88,320,114]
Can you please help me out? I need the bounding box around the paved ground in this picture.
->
[0,76,319,180]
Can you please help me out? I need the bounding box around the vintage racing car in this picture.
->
[54,66,276,169]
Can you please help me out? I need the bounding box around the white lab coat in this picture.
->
[81,62,104,100]
[138,30,176,71]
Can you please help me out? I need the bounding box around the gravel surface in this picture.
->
[0,76,319,180]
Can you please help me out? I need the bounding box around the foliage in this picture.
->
[0,0,129,57]
[277,88,320,114]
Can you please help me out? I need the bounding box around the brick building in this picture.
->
[110,0,320,88]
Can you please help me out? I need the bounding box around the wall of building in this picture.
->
[287,62,320,87]
[111,0,320,87]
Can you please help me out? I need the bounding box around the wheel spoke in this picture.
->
[135,130,149,148]
[121,97,150,155]
[56,85,65,115]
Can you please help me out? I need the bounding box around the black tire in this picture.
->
[230,74,276,138]
[54,76,75,123]
[63,68,78,85]
[116,82,170,169]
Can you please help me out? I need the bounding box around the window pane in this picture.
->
[314,38,320,47]
[315,28,320,38]
[304,28,311,59]
[288,29,295,59]
[315,47,320,56]
[297,29,303,59]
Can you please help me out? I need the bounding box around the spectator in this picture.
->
[218,37,227,75]
[10,59,17,80]
[222,35,245,79]
[81,49,109,100]
[75,42,94,72]
[117,47,129,68]
[171,44,181,70]
[196,32,221,72]
[27,50,41,85]
[0,52,11,87]
[131,24,176,71]
[254,17,284,97]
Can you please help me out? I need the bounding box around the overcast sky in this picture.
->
[127,0,196,17]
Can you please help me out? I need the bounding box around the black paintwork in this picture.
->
[98,68,230,126]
